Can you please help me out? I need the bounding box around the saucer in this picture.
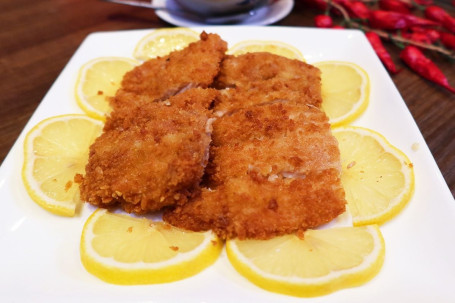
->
[154,0,294,26]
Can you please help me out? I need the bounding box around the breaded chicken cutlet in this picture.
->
[111,32,227,111]
[78,40,346,238]
[76,88,218,213]
[215,52,323,109]
[164,53,346,240]
[77,32,227,213]
[164,101,346,239]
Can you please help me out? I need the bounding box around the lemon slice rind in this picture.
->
[80,209,223,285]
[133,28,200,61]
[315,61,370,127]
[75,57,138,121]
[22,114,103,217]
[227,40,305,61]
[226,225,385,297]
[333,126,415,226]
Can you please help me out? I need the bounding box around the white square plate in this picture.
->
[1,26,454,302]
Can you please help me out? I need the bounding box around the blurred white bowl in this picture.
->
[174,0,269,16]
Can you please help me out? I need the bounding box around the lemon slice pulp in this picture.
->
[75,57,137,120]
[133,28,200,61]
[226,225,385,297]
[228,40,305,61]
[315,61,370,126]
[80,209,223,285]
[22,114,103,216]
[333,126,415,225]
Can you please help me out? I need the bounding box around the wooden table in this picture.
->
[1,0,454,196]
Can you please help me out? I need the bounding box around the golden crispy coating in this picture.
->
[214,80,315,115]
[111,32,227,111]
[79,36,346,239]
[164,101,346,239]
[208,102,341,186]
[77,88,218,213]
[165,173,345,240]
[215,53,322,108]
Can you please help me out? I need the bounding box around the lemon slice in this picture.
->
[333,126,415,226]
[75,57,137,120]
[80,209,223,285]
[22,115,103,216]
[226,225,385,297]
[227,40,305,61]
[133,28,200,61]
[314,61,370,127]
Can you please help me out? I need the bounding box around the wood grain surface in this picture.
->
[1,0,454,195]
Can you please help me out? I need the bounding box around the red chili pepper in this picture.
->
[332,25,345,29]
[402,31,434,44]
[400,46,455,93]
[369,10,438,30]
[379,0,412,14]
[440,32,455,50]
[425,5,455,33]
[365,32,398,74]
[314,15,334,28]
[409,27,440,43]
[402,27,440,45]
[335,0,371,19]
[424,5,448,22]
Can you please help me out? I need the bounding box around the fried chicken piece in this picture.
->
[213,80,316,115]
[208,102,341,186]
[215,53,322,108]
[165,54,344,239]
[164,101,346,239]
[111,32,227,111]
[77,32,226,213]
[77,88,218,213]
